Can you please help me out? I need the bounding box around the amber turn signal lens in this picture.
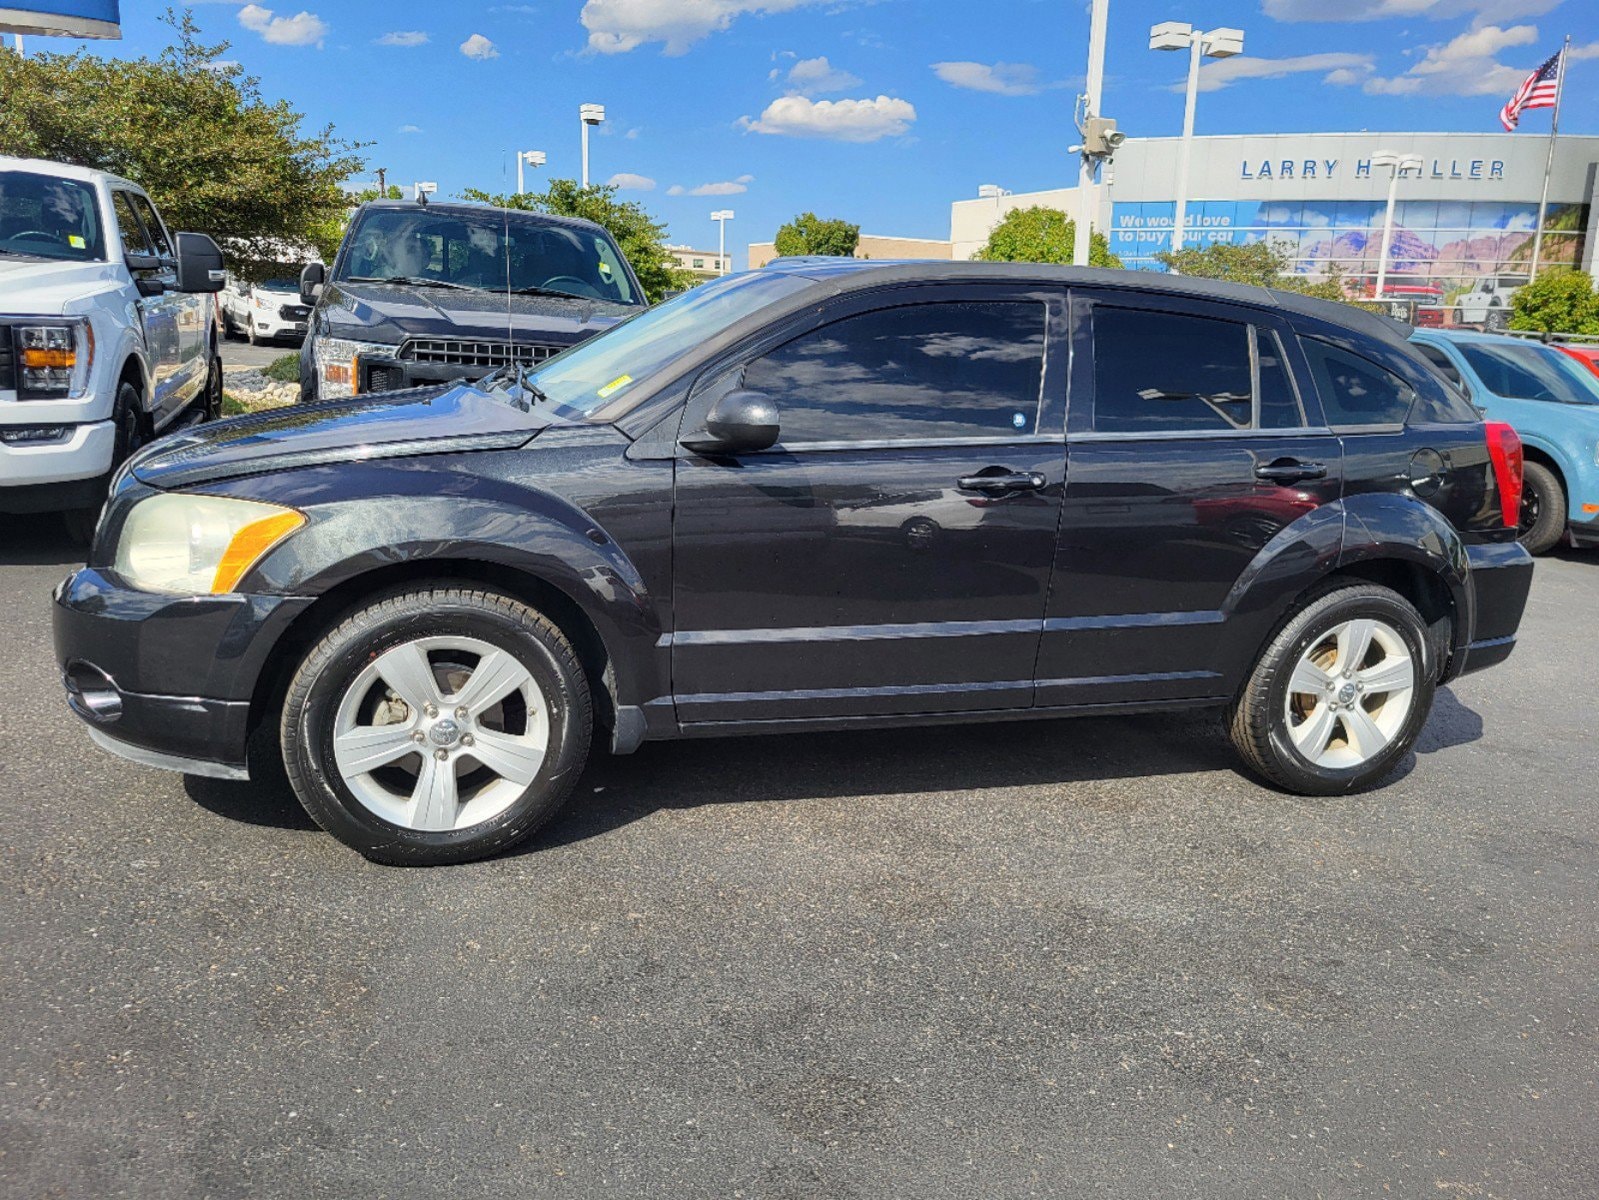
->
[20,347,76,369]
[210,511,306,594]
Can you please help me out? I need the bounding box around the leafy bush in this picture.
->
[774,212,861,258]
[263,354,300,383]
[1509,269,1599,335]
[973,207,1121,268]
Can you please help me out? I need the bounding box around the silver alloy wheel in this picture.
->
[332,635,549,833]
[1284,617,1416,770]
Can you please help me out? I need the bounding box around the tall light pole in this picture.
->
[517,149,546,197]
[711,210,735,275]
[1072,0,1110,267]
[1150,21,1244,265]
[579,104,605,187]
[1371,151,1423,300]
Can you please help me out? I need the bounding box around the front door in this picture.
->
[130,192,208,414]
[1038,290,1345,707]
[671,288,1068,724]
[111,190,182,423]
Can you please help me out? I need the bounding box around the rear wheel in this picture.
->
[1231,583,1435,795]
[280,588,592,865]
[203,354,225,421]
[1517,460,1566,556]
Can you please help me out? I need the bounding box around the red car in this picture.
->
[1557,344,1599,380]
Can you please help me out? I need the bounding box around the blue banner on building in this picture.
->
[0,0,121,39]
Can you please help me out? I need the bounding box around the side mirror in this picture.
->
[300,262,326,306]
[680,390,780,455]
[173,232,225,294]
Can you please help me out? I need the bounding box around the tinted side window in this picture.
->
[743,302,1047,444]
[1414,343,1462,387]
[1257,329,1305,429]
[110,191,152,258]
[129,195,172,257]
[1301,339,1414,427]
[1092,307,1253,432]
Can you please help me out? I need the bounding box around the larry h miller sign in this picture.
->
[0,0,120,39]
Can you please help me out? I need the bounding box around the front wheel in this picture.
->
[1517,460,1567,556]
[1230,583,1435,795]
[203,354,224,422]
[62,381,144,546]
[280,588,592,865]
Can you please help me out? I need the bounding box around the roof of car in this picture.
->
[1411,328,1548,346]
[356,199,611,237]
[760,257,1415,348]
[0,154,138,191]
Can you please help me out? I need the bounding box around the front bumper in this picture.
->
[1451,540,1535,678]
[0,420,115,502]
[53,567,314,776]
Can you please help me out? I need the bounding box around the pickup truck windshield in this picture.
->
[338,207,641,306]
[0,171,106,263]
[1459,342,1599,406]
[508,270,812,420]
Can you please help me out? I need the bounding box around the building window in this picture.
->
[693,258,704,269]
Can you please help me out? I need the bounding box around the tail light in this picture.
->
[1485,421,1524,529]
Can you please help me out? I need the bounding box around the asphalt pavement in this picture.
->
[220,334,300,372]
[2,521,1596,1199]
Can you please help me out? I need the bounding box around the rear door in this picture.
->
[670,284,1068,723]
[1037,290,1344,707]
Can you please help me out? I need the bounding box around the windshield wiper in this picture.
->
[507,285,589,301]
[347,275,479,291]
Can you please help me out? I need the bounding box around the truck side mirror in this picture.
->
[301,262,326,306]
[680,390,781,455]
[173,232,225,294]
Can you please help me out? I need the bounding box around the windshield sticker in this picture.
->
[597,374,634,399]
[69,235,86,249]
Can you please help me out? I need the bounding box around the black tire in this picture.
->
[203,354,225,422]
[1230,583,1436,796]
[1517,460,1566,556]
[62,380,143,546]
[280,587,592,866]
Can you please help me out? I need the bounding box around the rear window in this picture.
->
[1301,339,1414,427]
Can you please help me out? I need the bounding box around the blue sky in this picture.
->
[27,0,1599,267]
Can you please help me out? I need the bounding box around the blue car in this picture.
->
[1411,329,1599,555]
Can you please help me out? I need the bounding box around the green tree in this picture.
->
[972,206,1122,269]
[1509,268,1599,335]
[307,184,405,264]
[1154,238,1359,305]
[773,212,860,258]
[0,9,365,280]
[463,179,690,302]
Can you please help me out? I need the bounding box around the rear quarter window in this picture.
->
[1301,338,1415,428]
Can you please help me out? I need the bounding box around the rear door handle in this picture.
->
[1255,459,1327,484]
[957,471,1047,493]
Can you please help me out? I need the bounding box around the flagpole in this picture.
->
[1529,35,1569,279]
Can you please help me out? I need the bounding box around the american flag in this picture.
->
[1500,49,1562,131]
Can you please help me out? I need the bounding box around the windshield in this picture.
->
[1459,342,1599,406]
[259,276,300,291]
[0,171,106,262]
[337,206,641,305]
[503,271,813,419]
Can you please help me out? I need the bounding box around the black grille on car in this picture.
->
[278,304,311,322]
[400,338,562,369]
[0,331,14,393]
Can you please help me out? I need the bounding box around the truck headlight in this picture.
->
[12,319,94,400]
[313,335,394,400]
[114,494,305,595]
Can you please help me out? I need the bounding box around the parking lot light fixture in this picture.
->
[517,150,546,197]
[1371,151,1424,300]
[413,181,438,205]
[1150,20,1244,265]
[711,210,735,275]
[579,104,606,187]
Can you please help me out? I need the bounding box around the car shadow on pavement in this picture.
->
[1413,686,1485,757]
[0,518,82,569]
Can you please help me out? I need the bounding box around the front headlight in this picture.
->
[114,494,305,595]
[12,318,94,399]
[313,335,394,400]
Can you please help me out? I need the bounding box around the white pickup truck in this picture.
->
[0,156,226,539]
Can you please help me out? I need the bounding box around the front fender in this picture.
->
[214,458,668,710]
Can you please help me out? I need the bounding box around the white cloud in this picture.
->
[666,174,754,196]
[378,30,428,46]
[460,33,499,60]
[581,0,820,55]
[608,172,657,191]
[1263,0,1560,19]
[237,4,327,47]
[398,124,423,134]
[931,60,1044,96]
[779,55,862,95]
[1193,52,1374,92]
[739,95,915,141]
[1363,23,1539,95]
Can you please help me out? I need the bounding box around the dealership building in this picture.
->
[949,131,1599,294]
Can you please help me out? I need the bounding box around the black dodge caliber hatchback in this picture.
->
[55,261,1534,865]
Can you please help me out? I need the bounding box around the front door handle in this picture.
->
[1254,459,1327,485]
[957,471,1047,494]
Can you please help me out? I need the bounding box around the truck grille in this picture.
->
[0,337,13,394]
[278,304,311,322]
[400,338,562,369]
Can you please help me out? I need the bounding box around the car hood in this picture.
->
[130,383,558,490]
[322,280,638,347]
[0,257,120,311]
